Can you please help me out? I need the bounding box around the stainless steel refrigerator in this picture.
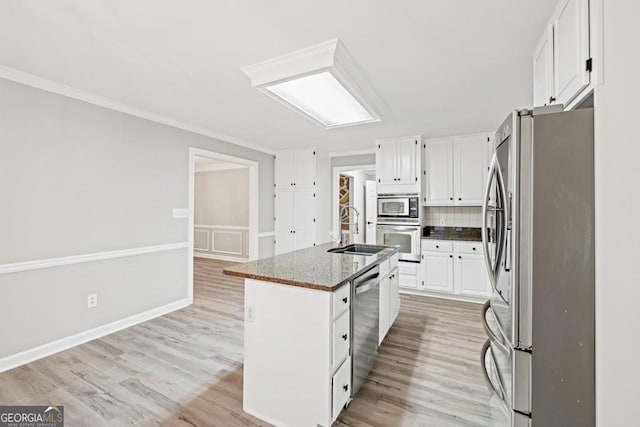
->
[480,107,595,427]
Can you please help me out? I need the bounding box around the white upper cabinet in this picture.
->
[533,25,555,107]
[424,138,454,205]
[553,0,590,106]
[533,0,592,109]
[275,149,315,190]
[396,137,418,185]
[375,136,421,194]
[376,141,397,186]
[424,134,488,206]
[454,135,486,205]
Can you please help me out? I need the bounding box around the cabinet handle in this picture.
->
[458,197,462,201]
[458,256,462,259]
[342,333,348,341]
[436,245,439,248]
[449,255,453,258]
[549,96,556,103]
[449,197,453,201]
[343,384,349,392]
[342,297,348,304]
[472,247,476,251]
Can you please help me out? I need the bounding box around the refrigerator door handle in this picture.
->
[504,192,513,272]
[480,339,510,414]
[482,154,507,295]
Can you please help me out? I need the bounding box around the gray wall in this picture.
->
[0,78,274,359]
[194,168,249,226]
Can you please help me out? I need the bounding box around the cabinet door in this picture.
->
[422,251,454,293]
[425,139,454,205]
[454,135,486,206]
[293,149,316,189]
[293,189,315,234]
[396,137,417,185]
[275,230,294,255]
[390,268,400,322]
[553,0,590,106]
[455,254,490,297]
[274,191,295,231]
[533,26,554,107]
[293,232,315,251]
[376,140,397,186]
[274,151,295,190]
[379,277,390,345]
[365,180,377,244]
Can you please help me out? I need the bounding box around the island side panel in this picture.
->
[243,279,332,427]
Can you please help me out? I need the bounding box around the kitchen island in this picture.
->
[223,242,399,427]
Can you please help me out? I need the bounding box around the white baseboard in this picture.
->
[194,252,248,263]
[399,288,487,304]
[0,297,191,374]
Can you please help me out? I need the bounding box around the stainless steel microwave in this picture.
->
[377,195,419,220]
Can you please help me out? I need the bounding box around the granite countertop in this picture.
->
[223,243,399,292]
[422,226,482,242]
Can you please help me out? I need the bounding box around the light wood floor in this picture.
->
[0,258,507,426]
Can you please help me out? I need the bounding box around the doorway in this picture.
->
[332,165,376,244]
[188,148,258,302]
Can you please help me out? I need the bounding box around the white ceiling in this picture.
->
[0,0,557,153]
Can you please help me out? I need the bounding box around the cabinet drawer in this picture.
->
[379,258,390,277]
[332,283,351,319]
[398,261,418,276]
[332,356,352,421]
[332,309,350,369]
[456,241,484,255]
[422,240,453,253]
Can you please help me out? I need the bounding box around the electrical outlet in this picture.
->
[439,218,446,226]
[87,293,98,309]
[247,305,256,323]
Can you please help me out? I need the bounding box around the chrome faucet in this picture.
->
[337,205,360,246]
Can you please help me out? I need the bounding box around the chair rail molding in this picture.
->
[0,242,190,275]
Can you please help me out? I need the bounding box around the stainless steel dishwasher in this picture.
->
[351,264,380,396]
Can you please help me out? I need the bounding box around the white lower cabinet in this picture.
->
[332,357,352,421]
[420,239,490,299]
[379,256,400,345]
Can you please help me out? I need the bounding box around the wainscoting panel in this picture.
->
[193,225,248,261]
[193,230,209,252]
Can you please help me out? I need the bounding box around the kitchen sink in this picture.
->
[327,244,386,256]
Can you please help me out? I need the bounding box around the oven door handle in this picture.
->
[377,225,420,231]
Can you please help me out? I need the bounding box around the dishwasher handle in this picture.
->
[355,273,380,294]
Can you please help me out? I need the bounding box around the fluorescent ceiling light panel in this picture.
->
[266,72,374,127]
[241,39,386,129]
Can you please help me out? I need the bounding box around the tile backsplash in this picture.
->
[423,206,482,227]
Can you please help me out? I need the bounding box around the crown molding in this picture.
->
[0,65,276,155]
[328,148,375,157]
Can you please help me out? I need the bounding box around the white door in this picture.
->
[275,151,295,190]
[533,26,554,107]
[455,254,489,297]
[376,140,397,186]
[293,232,315,251]
[275,191,295,232]
[275,230,295,255]
[293,149,316,189]
[365,180,377,244]
[396,137,417,185]
[379,277,390,345]
[294,189,315,235]
[422,251,454,293]
[390,268,400,321]
[553,0,590,106]
[425,139,454,205]
[454,135,485,206]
